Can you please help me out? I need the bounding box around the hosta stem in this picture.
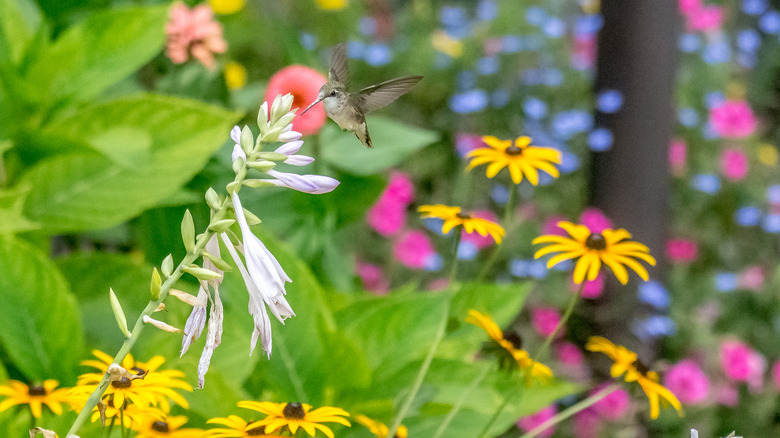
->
[66,163,248,437]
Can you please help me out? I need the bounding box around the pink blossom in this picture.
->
[739,266,765,291]
[531,307,562,338]
[771,360,780,390]
[427,278,450,291]
[572,34,597,71]
[462,210,500,249]
[678,0,702,14]
[720,148,749,181]
[556,342,584,367]
[264,66,328,135]
[355,262,389,295]
[686,5,725,32]
[455,133,485,157]
[165,2,227,69]
[666,239,698,263]
[393,230,435,269]
[710,100,759,139]
[669,139,687,175]
[720,339,766,391]
[367,198,407,237]
[542,216,568,236]
[592,384,631,420]
[573,409,601,438]
[714,383,739,406]
[579,208,612,233]
[663,359,710,404]
[517,405,557,438]
[385,172,415,205]
[580,272,605,299]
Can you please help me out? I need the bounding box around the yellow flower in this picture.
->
[71,350,192,413]
[467,136,562,185]
[0,379,75,418]
[418,204,505,244]
[466,310,553,385]
[432,30,463,58]
[131,413,204,437]
[758,143,778,167]
[241,401,351,438]
[209,0,245,14]
[204,415,286,437]
[224,61,247,90]
[586,336,683,419]
[316,0,347,10]
[532,221,656,285]
[355,415,408,438]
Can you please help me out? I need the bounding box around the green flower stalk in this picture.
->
[66,94,339,437]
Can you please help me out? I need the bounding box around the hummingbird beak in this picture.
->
[299,98,322,116]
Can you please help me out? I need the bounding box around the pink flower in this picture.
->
[666,239,698,263]
[573,409,601,438]
[556,342,584,367]
[355,262,389,295]
[771,360,780,390]
[686,5,725,32]
[663,359,710,404]
[720,148,749,181]
[264,66,327,135]
[393,230,435,269]
[739,266,765,291]
[367,198,407,237]
[385,172,415,205]
[542,215,568,236]
[462,210,500,249]
[580,272,605,299]
[572,34,597,71]
[669,139,687,175]
[710,100,759,139]
[579,208,612,233]
[531,307,562,338]
[166,2,227,69]
[592,384,631,420]
[427,278,450,291]
[714,383,739,406]
[720,339,766,391]
[517,405,556,438]
[678,0,702,14]
[455,133,485,157]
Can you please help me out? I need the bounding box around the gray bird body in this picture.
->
[300,44,423,148]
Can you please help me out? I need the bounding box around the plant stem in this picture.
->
[476,185,517,281]
[66,163,247,437]
[431,365,490,438]
[518,382,621,438]
[531,282,584,365]
[449,227,463,282]
[387,302,451,438]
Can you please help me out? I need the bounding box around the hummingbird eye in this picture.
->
[329,90,336,96]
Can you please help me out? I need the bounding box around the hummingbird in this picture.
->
[300,44,423,148]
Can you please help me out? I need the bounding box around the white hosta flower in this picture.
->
[266,169,340,194]
[197,289,223,388]
[274,139,314,167]
[180,286,208,356]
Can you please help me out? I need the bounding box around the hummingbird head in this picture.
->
[300,82,347,115]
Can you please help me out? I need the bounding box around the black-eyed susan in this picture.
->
[240,401,351,438]
[131,413,205,437]
[204,415,286,437]
[466,136,562,186]
[418,204,505,244]
[355,415,408,438]
[586,336,683,419]
[0,379,75,418]
[532,221,656,285]
[466,310,553,385]
[71,350,192,413]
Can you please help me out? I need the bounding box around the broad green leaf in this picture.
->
[20,95,241,232]
[0,0,41,65]
[0,185,38,234]
[23,6,168,103]
[320,116,438,175]
[0,235,83,381]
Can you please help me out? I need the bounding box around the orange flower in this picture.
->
[264,66,328,135]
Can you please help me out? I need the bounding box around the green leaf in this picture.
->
[23,5,168,103]
[20,95,241,233]
[0,185,38,234]
[0,0,41,65]
[320,116,438,175]
[0,235,83,381]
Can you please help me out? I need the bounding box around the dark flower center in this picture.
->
[28,385,46,396]
[456,212,472,220]
[111,377,132,389]
[505,145,524,156]
[132,367,147,377]
[585,233,607,250]
[292,93,306,109]
[634,360,650,376]
[504,332,523,350]
[151,421,169,432]
[283,402,306,419]
[247,425,267,436]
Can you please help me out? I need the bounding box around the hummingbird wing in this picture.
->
[354,76,423,114]
[329,44,350,88]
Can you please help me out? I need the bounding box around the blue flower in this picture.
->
[477,57,499,75]
[759,10,780,34]
[491,184,510,205]
[528,260,548,279]
[477,0,498,21]
[735,206,762,226]
[638,281,670,310]
[491,89,510,108]
[767,184,780,203]
[440,6,468,27]
[422,217,445,235]
[543,68,564,87]
[715,272,738,292]
[359,17,376,36]
[679,34,701,53]
[543,16,566,38]
[523,97,548,120]
[347,40,366,59]
[364,43,393,66]
[737,29,762,53]
[559,152,580,173]
[596,89,624,113]
[522,68,544,85]
[551,110,593,139]
[509,259,531,277]
[449,89,489,114]
[737,52,757,69]
[457,241,479,261]
[702,41,731,64]
[678,108,699,127]
[742,0,769,15]
[632,315,677,341]
[574,14,604,36]
[588,128,613,152]
[691,174,721,194]
[502,35,524,52]
[424,253,444,271]
[704,91,725,108]
[457,70,477,90]
[300,33,317,50]
[526,7,547,26]
[762,213,780,233]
